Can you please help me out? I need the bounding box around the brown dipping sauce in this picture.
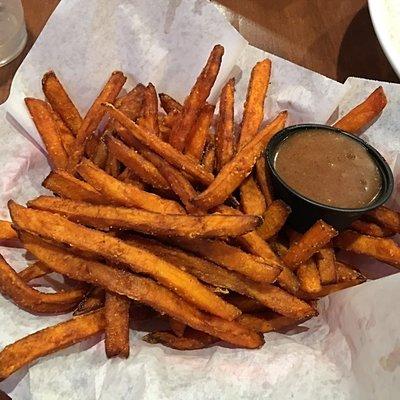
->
[274,129,382,209]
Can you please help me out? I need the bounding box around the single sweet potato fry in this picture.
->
[366,206,400,233]
[115,83,146,121]
[240,176,267,216]
[298,279,366,300]
[333,87,387,134]
[18,261,51,282]
[10,204,239,321]
[77,159,185,214]
[125,235,312,319]
[334,230,400,269]
[25,98,69,170]
[28,196,261,238]
[335,261,366,283]
[68,71,126,172]
[43,170,105,204]
[283,220,338,270]
[51,110,75,155]
[0,309,105,381]
[256,200,291,240]
[185,103,215,160]
[106,135,170,191]
[138,83,159,136]
[0,221,17,241]
[169,45,224,151]
[350,219,395,237]
[73,287,105,316]
[237,313,302,333]
[143,330,216,350]
[105,152,120,177]
[20,233,262,349]
[172,238,281,283]
[105,293,130,358]
[297,258,322,294]
[255,156,274,207]
[193,111,287,210]
[42,71,82,134]
[159,93,183,114]
[105,103,214,185]
[0,255,84,314]
[215,78,235,171]
[315,246,337,284]
[238,59,272,149]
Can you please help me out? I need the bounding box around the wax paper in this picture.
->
[0,0,399,399]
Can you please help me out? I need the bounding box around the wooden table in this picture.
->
[0,0,398,104]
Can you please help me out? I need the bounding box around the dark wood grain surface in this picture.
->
[0,0,398,105]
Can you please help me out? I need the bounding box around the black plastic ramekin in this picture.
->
[265,124,394,232]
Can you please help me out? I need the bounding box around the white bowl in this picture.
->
[368,0,400,78]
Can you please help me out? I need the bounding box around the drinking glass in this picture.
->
[0,0,27,67]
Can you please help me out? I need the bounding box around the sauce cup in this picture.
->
[265,124,394,232]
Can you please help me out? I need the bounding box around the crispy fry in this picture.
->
[256,200,291,240]
[68,71,126,172]
[25,98,69,170]
[159,93,183,114]
[106,103,214,185]
[0,309,105,381]
[77,159,185,214]
[51,110,75,155]
[193,112,287,210]
[123,235,313,319]
[297,258,322,294]
[0,221,17,241]
[11,204,239,320]
[105,293,130,358]
[202,136,216,173]
[42,71,82,134]
[105,152,120,177]
[315,247,337,284]
[91,137,108,168]
[185,104,215,160]
[29,196,261,237]
[333,87,387,134]
[106,135,170,191]
[115,83,146,121]
[215,78,235,170]
[168,45,224,151]
[335,261,366,283]
[237,313,302,333]
[143,330,216,350]
[161,109,181,129]
[138,83,159,136]
[366,206,400,233]
[18,261,51,282]
[350,219,395,237]
[169,319,186,338]
[0,255,84,314]
[240,176,267,216]
[20,233,262,349]
[283,220,338,270]
[74,287,105,316]
[298,279,366,300]
[255,156,274,206]
[43,170,105,204]
[238,59,271,149]
[334,230,400,269]
[172,238,281,283]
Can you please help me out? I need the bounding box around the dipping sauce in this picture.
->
[274,129,382,209]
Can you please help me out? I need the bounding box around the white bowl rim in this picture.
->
[368,0,400,78]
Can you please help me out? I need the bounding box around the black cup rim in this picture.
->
[265,123,394,213]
